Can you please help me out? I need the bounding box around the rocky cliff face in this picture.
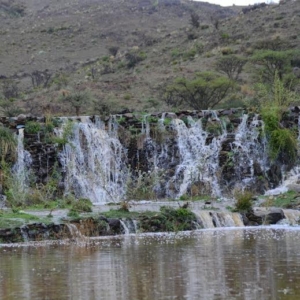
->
[1,107,300,203]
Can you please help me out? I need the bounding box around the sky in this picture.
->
[198,0,279,6]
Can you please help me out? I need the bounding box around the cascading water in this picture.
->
[119,219,138,234]
[165,115,226,198]
[59,117,127,204]
[52,110,300,203]
[230,114,269,190]
[132,111,273,199]
[12,128,32,192]
[193,210,244,228]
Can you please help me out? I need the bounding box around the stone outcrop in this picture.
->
[245,208,286,226]
[1,107,300,200]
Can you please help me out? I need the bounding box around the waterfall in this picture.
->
[231,114,268,190]
[133,111,272,199]
[45,110,300,203]
[65,223,86,240]
[166,116,226,198]
[120,219,138,234]
[265,166,300,195]
[12,128,32,192]
[59,117,127,204]
[20,225,29,242]
[193,211,244,228]
[281,210,300,225]
[194,211,216,228]
[212,212,244,227]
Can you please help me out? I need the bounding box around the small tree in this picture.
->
[210,15,219,30]
[215,55,247,81]
[251,50,300,83]
[60,90,93,116]
[163,72,234,110]
[190,12,200,28]
[1,79,19,99]
[29,70,52,88]
[125,50,147,68]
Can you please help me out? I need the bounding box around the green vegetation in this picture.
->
[101,209,156,219]
[261,191,299,208]
[69,198,93,214]
[126,170,161,200]
[125,50,147,68]
[139,206,197,232]
[25,121,41,134]
[51,120,74,147]
[251,49,300,83]
[215,55,247,80]
[163,72,234,110]
[60,90,94,116]
[178,194,211,202]
[234,190,253,212]
[0,211,46,229]
[258,73,298,164]
[0,126,17,162]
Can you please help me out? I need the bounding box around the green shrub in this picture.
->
[221,33,230,40]
[124,94,131,100]
[258,73,299,164]
[160,206,197,231]
[183,48,197,60]
[221,47,233,55]
[0,126,17,162]
[67,210,80,218]
[126,170,158,200]
[268,128,297,163]
[51,120,74,147]
[125,50,147,68]
[25,121,41,134]
[234,191,253,212]
[171,48,182,58]
[70,198,93,213]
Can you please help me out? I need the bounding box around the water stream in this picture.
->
[59,118,128,203]
[12,128,32,193]
[1,228,300,300]
[8,111,300,204]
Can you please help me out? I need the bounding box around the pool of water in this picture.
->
[1,227,300,299]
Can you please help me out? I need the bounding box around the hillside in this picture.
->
[0,0,299,116]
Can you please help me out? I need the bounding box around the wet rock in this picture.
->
[246,210,263,225]
[265,209,285,224]
[286,184,300,193]
[17,114,27,122]
[108,218,122,233]
[250,208,285,225]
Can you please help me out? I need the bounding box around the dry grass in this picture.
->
[0,0,299,115]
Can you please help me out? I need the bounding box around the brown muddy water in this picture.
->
[1,227,300,300]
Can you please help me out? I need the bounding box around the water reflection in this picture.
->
[1,228,300,299]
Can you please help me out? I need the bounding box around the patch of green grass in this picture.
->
[0,211,48,229]
[101,209,157,219]
[70,198,93,213]
[177,195,211,201]
[24,198,73,210]
[261,191,299,208]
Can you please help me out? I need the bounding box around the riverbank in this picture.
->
[1,196,300,244]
